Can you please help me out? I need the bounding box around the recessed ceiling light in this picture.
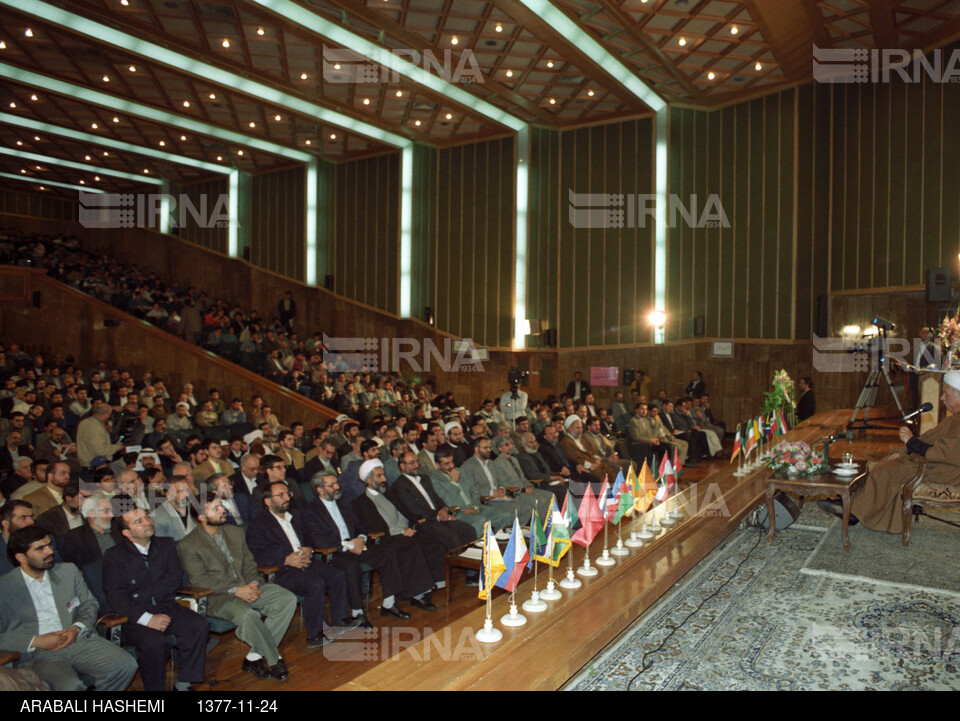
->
[363,98,370,105]
[237,150,243,156]
[143,168,149,173]
[257,28,265,36]
[707,72,715,80]
[34,136,40,141]
[445,113,452,119]
[678,37,687,47]
[30,94,37,101]
[128,65,136,72]
[84,155,91,160]
[38,186,45,190]
[451,36,459,45]
[275,114,282,121]
[395,90,402,97]
[505,70,513,77]
[8,102,14,108]
[329,133,336,140]
[121,0,129,5]
[182,100,190,107]
[35,165,41,170]
[414,120,421,126]
[587,89,595,97]
[249,121,256,128]
[78,178,84,183]
[730,26,739,35]
[159,140,165,146]
[546,61,554,68]
[180,135,186,141]
[16,141,22,146]
[91,123,98,129]
[209,93,216,100]
[495,24,503,32]
[305,139,311,145]
[112,116,119,123]
[755,62,762,71]
[94,176,100,181]
[217,155,223,161]
[549,98,556,104]
[103,151,109,156]
[102,75,110,82]
[300,72,308,80]
[24,29,33,38]
[221,39,230,48]
[0,42,6,50]
[334,63,340,70]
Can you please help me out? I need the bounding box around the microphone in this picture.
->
[902,402,933,422]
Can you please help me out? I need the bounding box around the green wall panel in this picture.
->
[411,143,437,324]
[250,166,305,281]
[180,177,228,256]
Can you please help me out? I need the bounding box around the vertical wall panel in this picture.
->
[0,188,77,221]
[250,166,305,281]
[528,128,560,342]
[435,137,513,348]
[411,144,437,323]
[334,153,399,315]
[180,177,228,255]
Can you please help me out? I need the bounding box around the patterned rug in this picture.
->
[566,506,960,690]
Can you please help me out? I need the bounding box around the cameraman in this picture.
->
[500,368,529,430]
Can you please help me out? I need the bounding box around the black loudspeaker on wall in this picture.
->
[926,267,951,303]
[32,291,41,308]
[323,274,334,291]
[623,368,636,385]
[815,294,828,338]
[542,328,558,347]
[424,306,435,326]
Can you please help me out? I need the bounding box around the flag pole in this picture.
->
[612,512,630,555]
[540,515,562,600]
[523,502,547,612]
[476,522,502,643]
[560,540,581,588]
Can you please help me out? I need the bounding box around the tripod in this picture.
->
[848,327,907,434]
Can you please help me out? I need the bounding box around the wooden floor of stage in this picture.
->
[153,409,902,692]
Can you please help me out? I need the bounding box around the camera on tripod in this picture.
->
[507,366,529,389]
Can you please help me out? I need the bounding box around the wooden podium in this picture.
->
[918,370,942,434]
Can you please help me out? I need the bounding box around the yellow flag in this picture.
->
[633,460,658,515]
[478,522,506,601]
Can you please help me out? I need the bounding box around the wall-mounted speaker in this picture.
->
[323,274,334,291]
[542,328,558,347]
[623,368,636,385]
[424,307,435,326]
[926,267,951,303]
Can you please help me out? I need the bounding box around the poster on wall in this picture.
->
[590,366,620,387]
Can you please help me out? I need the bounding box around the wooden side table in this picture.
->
[766,466,866,551]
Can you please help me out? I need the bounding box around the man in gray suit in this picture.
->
[151,477,198,542]
[0,526,138,691]
[458,438,530,523]
[491,436,558,512]
[177,491,297,682]
[429,448,513,536]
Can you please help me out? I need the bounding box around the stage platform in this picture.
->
[339,409,902,691]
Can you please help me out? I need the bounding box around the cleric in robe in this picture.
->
[845,369,960,534]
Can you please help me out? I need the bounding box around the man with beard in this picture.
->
[429,448,513,536]
[302,471,437,619]
[0,526,138,691]
[439,421,468,467]
[559,417,617,489]
[245,480,354,648]
[388,452,477,546]
[102,499,208,691]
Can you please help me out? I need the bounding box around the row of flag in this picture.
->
[479,451,682,600]
[729,409,791,463]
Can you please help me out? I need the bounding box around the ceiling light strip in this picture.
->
[0,171,106,194]
[0,146,165,184]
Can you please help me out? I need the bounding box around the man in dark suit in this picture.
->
[538,425,599,486]
[565,371,592,402]
[245,480,354,648]
[661,400,707,465]
[102,496,208,691]
[685,371,706,398]
[61,493,116,569]
[0,526,138,691]
[797,377,816,422]
[351,461,448,584]
[0,429,32,476]
[208,472,251,528]
[230,452,262,513]
[388,451,476,549]
[35,479,87,540]
[302,469,436,619]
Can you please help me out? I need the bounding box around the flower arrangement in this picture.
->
[766,441,828,476]
[940,312,960,366]
[762,369,797,428]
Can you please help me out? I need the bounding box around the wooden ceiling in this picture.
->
[2,0,960,196]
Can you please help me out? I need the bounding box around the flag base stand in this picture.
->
[637,524,655,541]
[540,579,562,600]
[576,557,599,577]
[559,569,582,589]
[624,532,645,547]
[500,603,527,627]
[660,514,678,528]
[647,520,662,534]
[595,548,616,566]
[610,539,630,556]
[476,617,502,643]
[732,467,751,477]
[668,509,684,522]
[522,591,548,613]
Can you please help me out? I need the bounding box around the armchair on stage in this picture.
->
[900,454,960,547]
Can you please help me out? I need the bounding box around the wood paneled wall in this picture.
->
[179,177,228,255]
[557,118,656,348]
[436,136,515,349]
[527,128,561,345]
[334,152,400,315]
[411,143,438,324]
[0,189,77,222]
[250,165,307,282]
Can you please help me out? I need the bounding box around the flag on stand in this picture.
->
[528,505,546,568]
[562,489,580,537]
[571,484,605,547]
[495,516,530,592]
[744,419,757,457]
[634,460,658,515]
[614,474,634,523]
[543,497,572,566]
[779,408,790,434]
[656,457,676,502]
[730,423,742,463]
[604,473,623,522]
[479,521,506,601]
[673,447,683,478]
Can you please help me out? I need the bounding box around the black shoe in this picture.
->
[464,571,480,587]
[241,658,273,680]
[270,659,289,681]
[355,614,374,629]
[307,633,331,649]
[380,604,411,619]
[410,596,437,612]
[817,500,859,526]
